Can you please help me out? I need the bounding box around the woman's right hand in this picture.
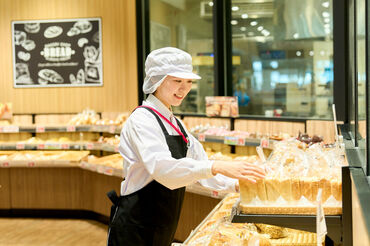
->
[211,160,266,183]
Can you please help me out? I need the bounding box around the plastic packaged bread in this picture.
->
[238,139,345,215]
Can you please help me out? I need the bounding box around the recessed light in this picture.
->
[322,11,330,18]
[240,27,247,31]
[322,1,330,8]
[296,51,302,56]
[232,6,239,11]
[250,21,258,26]
[241,14,248,19]
[231,20,238,25]
[257,26,264,31]
[208,2,213,7]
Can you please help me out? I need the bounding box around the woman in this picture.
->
[107,47,265,246]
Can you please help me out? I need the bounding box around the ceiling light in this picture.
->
[293,33,299,39]
[257,26,264,31]
[324,18,330,23]
[296,51,302,57]
[309,51,314,56]
[322,1,330,8]
[231,20,238,25]
[248,32,254,36]
[320,51,325,56]
[232,6,239,11]
[208,2,213,7]
[241,13,248,19]
[240,26,247,31]
[250,21,258,26]
[322,11,330,18]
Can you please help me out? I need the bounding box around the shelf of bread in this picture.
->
[0,150,89,167]
[0,136,120,152]
[184,193,321,246]
[239,139,345,215]
[80,154,123,177]
[0,125,123,134]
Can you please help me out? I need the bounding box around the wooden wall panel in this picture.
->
[306,120,337,144]
[82,170,121,217]
[234,119,305,137]
[182,117,231,130]
[10,167,83,209]
[0,169,11,209]
[0,0,138,114]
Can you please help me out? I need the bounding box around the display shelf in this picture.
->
[230,199,342,244]
[0,142,119,152]
[186,183,228,199]
[80,161,122,178]
[192,133,275,148]
[0,125,122,134]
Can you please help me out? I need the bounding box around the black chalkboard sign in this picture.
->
[12,18,102,88]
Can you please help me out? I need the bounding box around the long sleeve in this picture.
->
[182,125,238,193]
[123,110,214,190]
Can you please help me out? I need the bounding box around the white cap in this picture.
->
[143,47,201,94]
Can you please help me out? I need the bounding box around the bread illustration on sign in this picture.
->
[67,20,92,36]
[38,69,64,85]
[24,23,40,33]
[21,39,36,51]
[17,51,31,62]
[14,30,27,45]
[44,26,63,38]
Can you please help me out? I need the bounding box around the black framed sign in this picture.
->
[12,18,103,88]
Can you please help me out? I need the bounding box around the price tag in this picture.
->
[237,137,245,146]
[2,162,9,167]
[211,190,219,198]
[3,126,19,133]
[36,126,45,133]
[198,133,206,142]
[37,144,45,150]
[224,136,238,145]
[109,125,116,134]
[104,167,114,176]
[260,138,269,148]
[114,146,119,152]
[28,162,35,167]
[67,125,76,132]
[86,143,94,150]
[61,143,69,149]
[16,143,25,150]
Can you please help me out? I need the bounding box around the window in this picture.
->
[149,0,215,114]
[231,0,334,118]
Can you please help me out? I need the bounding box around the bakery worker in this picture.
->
[107,47,265,246]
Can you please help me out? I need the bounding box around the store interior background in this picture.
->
[0,0,138,114]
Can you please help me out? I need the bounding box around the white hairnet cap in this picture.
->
[143,47,201,94]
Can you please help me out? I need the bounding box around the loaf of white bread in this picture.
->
[238,139,345,215]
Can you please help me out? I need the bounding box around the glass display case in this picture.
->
[231,0,334,118]
[148,0,215,114]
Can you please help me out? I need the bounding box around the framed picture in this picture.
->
[12,18,103,88]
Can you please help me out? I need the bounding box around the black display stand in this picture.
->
[229,166,353,245]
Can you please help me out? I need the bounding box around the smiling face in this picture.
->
[154,75,193,109]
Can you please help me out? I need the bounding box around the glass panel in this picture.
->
[356,0,367,171]
[231,0,334,118]
[149,0,215,114]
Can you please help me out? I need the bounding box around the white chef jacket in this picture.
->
[119,94,237,196]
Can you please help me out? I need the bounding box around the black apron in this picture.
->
[107,106,189,246]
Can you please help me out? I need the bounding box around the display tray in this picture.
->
[0,125,122,134]
[192,133,275,148]
[0,142,119,152]
[230,198,342,244]
[183,194,326,246]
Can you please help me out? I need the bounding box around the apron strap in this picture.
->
[135,106,170,136]
[107,190,120,205]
